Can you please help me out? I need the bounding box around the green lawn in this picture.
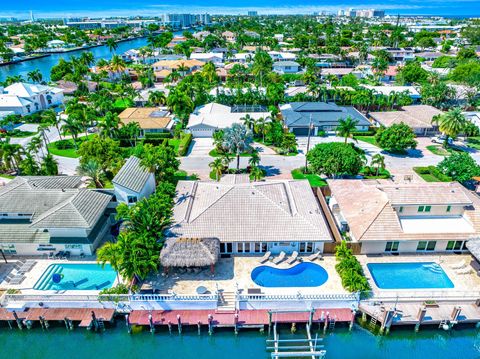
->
[113,98,134,110]
[355,136,378,147]
[47,135,93,158]
[291,168,327,187]
[467,137,480,150]
[9,130,37,138]
[362,167,391,179]
[168,138,181,153]
[209,149,252,157]
[0,174,15,179]
[413,166,452,182]
[426,145,450,156]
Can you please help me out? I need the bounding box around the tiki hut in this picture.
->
[160,237,220,274]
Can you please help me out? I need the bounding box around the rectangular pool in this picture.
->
[367,262,454,289]
[34,263,117,291]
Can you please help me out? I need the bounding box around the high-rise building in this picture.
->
[164,14,197,28]
[29,10,35,22]
[343,8,385,18]
[248,11,258,16]
[197,13,212,25]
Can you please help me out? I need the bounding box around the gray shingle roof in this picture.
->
[0,177,112,229]
[112,156,152,193]
[167,178,332,243]
[281,102,370,128]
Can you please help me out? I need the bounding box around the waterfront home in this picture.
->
[118,107,173,136]
[89,65,129,82]
[272,61,301,74]
[166,175,333,255]
[0,176,114,256]
[360,85,422,103]
[268,51,297,61]
[280,102,370,136]
[186,102,271,137]
[320,68,354,79]
[369,105,443,136]
[230,53,254,63]
[189,52,224,64]
[221,31,236,43]
[113,156,155,206]
[152,59,205,78]
[0,83,64,116]
[327,180,480,254]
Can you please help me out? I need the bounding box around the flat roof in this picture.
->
[399,216,475,234]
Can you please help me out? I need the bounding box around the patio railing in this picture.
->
[238,292,360,302]
[367,290,480,302]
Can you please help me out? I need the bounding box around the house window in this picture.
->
[244,243,251,253]
[426,241,436,251]
[417,241,427,251]
[385,241,399,252]
[261,243,267,252]
[398,207,403,213]
[299,243,306,252]
[127,196,138,204]
[425,206,432,212]
[446,205,451,213]
[226,243,233,253]
[254,243,261,253]
[418,241,436,251]
[418,206,424,212]
[447,241,465,251]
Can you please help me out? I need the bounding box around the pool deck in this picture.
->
[357,253,480,294]
[148,255,348,295]
[0,258,119,295]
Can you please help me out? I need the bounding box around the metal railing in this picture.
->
[130,293,218,302]
[363,290,480,302]
[238,292,359,302]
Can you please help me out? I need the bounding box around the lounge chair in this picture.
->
[62,251,71,260]
[287,251,298,265]
[456,267,473,275]
[272,251,286,265]
[306,251,322,262]
[450,260,466,269]
[259,251,271,263]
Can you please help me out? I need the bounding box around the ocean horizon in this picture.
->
[2,0,480,18]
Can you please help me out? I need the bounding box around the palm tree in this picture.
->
[105,38,118,54]
[97,241,122,282]
[98,112,121,139]
[78,159,104,188]
[254,117,268,142]
[26,135,43,158]
[37,123,51,152]
[248,149,260,167]
[109,55,126,74]
[220,152,233,168]
[79,51,95,67]
[41,108,62,140]
[223,124,253,171]
[371,154,386,176]
[250,165,264,181]
[336,116,359,144]
[148,91,167,106]
[209,158,224,181]
[27,69,42,83]
[61,117,82,149]
[41,153,58,175]
[433,108,467,148]
[242,114,255,131]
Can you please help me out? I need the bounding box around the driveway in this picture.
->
[186,138,214,157]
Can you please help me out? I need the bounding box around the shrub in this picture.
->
[307,142,364,178]
[144,132,173,139]
[55,139,75,150]
[375,123,417,152]
[437,152,480,183]
[335,241,370,293]
[142,138,168,146]
[178,133,192,156]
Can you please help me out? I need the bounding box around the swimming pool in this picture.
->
[367,262,454,289]
[33,263,117,291]
[251,262,328,287]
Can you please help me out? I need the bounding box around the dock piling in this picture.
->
[415,306,427,332]
[349,309,356,331]
[125,314,131,334]
[197,321,201,335]
[208,314,213,335]
[148,314,155,333]
[177,314,182,334]
[12,311,22,330]
[167,320,172,334]
[323,312,329,334]
[234,313,239,335]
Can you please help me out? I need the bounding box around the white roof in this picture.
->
[4,82,62,98]
[400,216,475,234]
[190,52,223,60]
[187,102,270,130]
[268,51,297,60]
[0,94,32,108]
[361,85,421,97]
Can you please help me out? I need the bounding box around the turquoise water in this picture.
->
[367,262,454,289]
[33,263,116,291]
[1,323,480,358]
[251,262,329,287]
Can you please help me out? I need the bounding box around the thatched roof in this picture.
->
[160,237,220,267]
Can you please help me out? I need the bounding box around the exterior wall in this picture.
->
[47,228,88,238]
[114,177,155,206]
[395,204,463,217]
[0,242,92,256]
[219,241,325,255]
[360,239,469,254]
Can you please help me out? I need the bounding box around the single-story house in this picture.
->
[166,175,333,255]
[113,156,155,206]
[327,179,480,254]
[118,107,173,136]
[152,59,205,76]
[187,102,271,137]
[0,176,114,256]
[190,52,224,64]
[273,61,301,74]
[320,68,354,79]
[0,82,64,116]
[280,102,371,135]
[369,105,443,136]
[361,85,422,103]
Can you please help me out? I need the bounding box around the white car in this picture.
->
[431,135,453,145]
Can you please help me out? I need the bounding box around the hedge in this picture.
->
[145,132,173,139]
[178,133,192,156]
[142,138,168,146]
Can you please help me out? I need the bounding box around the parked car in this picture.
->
[431,135,453,145]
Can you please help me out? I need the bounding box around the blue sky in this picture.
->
[3,0,480,17]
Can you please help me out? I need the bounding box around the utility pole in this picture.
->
[304,115,314,173]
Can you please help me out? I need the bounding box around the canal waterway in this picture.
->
[1,323,480,359]
[0,37,149,82]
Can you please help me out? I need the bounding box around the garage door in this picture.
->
[191,128,214,138]
[292,127,309,136]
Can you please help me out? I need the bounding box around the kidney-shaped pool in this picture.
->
[251,262,328,287]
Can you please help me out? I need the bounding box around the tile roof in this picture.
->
[328,179,480,242]
[118,107,171,130]
[369,105,443,130]
[113,156,153,193]
[0,176,112,229]
[280,102,370,128]
[167,177,333,243]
